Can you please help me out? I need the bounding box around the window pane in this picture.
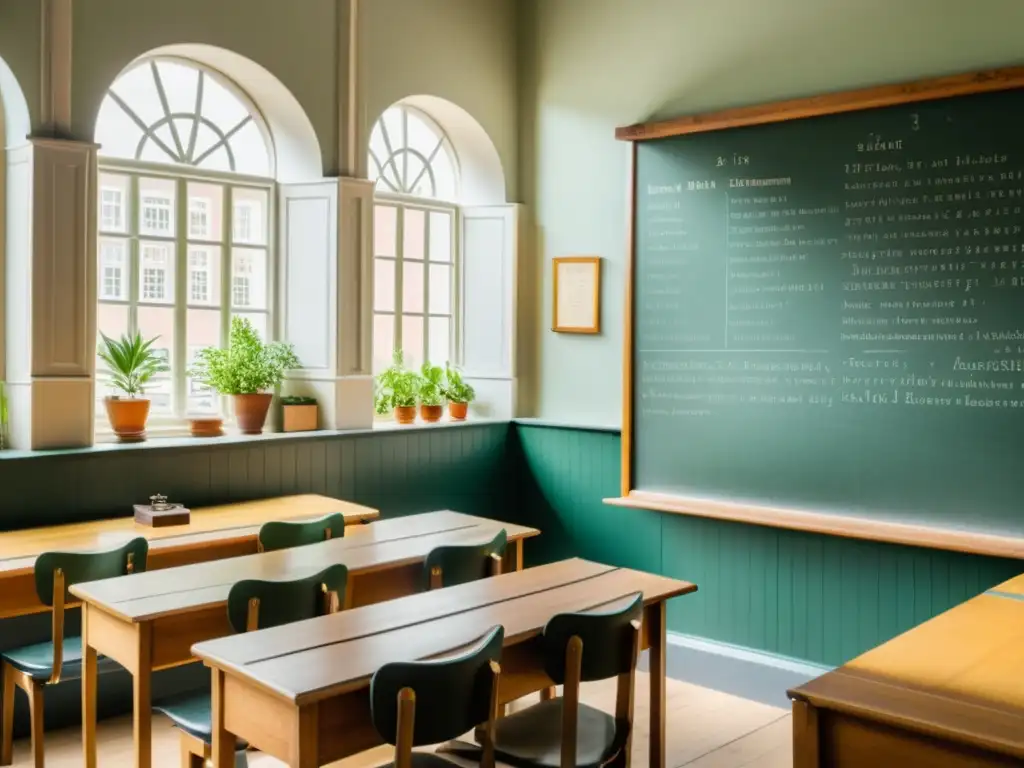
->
[138,177,176,237]
[232,188,268,245]
[428,264,451,315]
[137,306,175,414]
[403,209,425,260]
[374,258,395,312]
[187,309,221,414]
[98,238,129,301]
[187,245,222,306]
[232,248,267,310]
[235,312,268,341]
[428,211,452,262]
[402,261,424,314]
[96,303,130,398]
[139,241,175,304]
[428,316,451,367]
[401,315,424,369]
[374,206,397,257]
[373,314,395,373]
[99,174,130,234]
[187,182,224,241]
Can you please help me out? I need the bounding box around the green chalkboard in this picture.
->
[632,85,1024,539]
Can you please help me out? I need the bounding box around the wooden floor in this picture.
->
[7,674,792,767]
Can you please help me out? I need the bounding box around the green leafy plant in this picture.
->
[190,317,299,395]
[442,363,476,404]
[374,350,420,414]
[281,395,317,406]
[417,362,445,407]
[97,331,170,397]
[0,381,8,450]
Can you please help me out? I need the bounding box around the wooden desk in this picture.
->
[72,511,539,768]
[0,494,379,618]
[192,558,696,768]
[789,576,1024,767]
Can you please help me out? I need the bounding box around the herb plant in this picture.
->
[0,381,8,450]
[281,395,317,406]
[374,350,419,414]
[442,363,476,404]
[97,331,170,397]
[190,317,299,395]
[418,362,445,407]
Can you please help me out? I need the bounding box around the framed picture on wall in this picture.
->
[552,256,601,334]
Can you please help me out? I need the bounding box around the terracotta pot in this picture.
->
[104,397,151,442]
[448,402,469,421]
[420,404,443,423]
[189,417,224,438]
[394,405,417,424]
[233,393,273,434]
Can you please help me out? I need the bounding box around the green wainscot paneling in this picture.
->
[511,422,1023,668]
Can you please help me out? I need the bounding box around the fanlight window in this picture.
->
[95,59,272,176]
[368,105,458,200]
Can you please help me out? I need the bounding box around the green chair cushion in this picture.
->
[2,636,122,682]
[490,698,623,768]
[153,689,248,752]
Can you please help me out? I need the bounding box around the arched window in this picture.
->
[95,58,274,426]
[368,105,458,372]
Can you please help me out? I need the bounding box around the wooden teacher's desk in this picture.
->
[193,558,695,768]
[72,511,539,768]
[0,494,379,619]
[789,573,1024,767]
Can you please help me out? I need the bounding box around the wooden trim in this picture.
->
[606,491,1024,559]
[621,142,637,497]
[551,256,601,334]
[615,66,1024,141]
[792,700,820,768]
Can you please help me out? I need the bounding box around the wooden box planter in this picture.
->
[282,403,318,432]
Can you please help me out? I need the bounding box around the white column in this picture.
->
[5,138,98,449]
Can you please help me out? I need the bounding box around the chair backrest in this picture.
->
[226,563,348,632]
[34,537,149,606]
[370,624,504,747]
[423,529,507,590]
[542,592,643,685]
[257,512,346,552]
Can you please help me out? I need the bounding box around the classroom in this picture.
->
[0,0,1022,766]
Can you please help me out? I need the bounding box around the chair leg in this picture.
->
[27,681,44,768]
[0,663,13,766]
[234,748,249,768]
[178,731,206,768]
[540,686,556,701]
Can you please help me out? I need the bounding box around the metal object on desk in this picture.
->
[133,494,191,527]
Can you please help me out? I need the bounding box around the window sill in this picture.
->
[0,417,510,460]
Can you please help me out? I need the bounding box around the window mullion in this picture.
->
[452,208,462,366]
[394,205,404,359]
[222,186,233,419]
[422,208,430,365]
[174,178,188,419]
[128,175,140,333]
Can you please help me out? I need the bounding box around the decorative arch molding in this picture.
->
[0,55,31,148]
[94,44,323,183]
[372,95,507,206]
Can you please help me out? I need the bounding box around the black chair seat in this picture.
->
[492,698,623,768]
[2,637,122,682]
[153,689,248,751]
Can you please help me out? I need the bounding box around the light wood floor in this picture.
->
[6,674,792,767]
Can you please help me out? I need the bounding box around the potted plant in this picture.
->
[282,395,318,432]
[374,350,419,424]
[190,317,299,435]
[418,362,445,423]
[442,363,476,421]
[0,381,8,449]
[97,331,169,442]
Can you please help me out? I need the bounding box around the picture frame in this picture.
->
[552,256,601,334]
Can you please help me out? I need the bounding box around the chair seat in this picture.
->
[490,699,624,768]
[153,689,248,751]
[2,636,122,682]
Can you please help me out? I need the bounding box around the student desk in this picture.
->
[71,511,538,768]
[0,494,379,618]
[789,574,1024,767]
[192,558,696,768]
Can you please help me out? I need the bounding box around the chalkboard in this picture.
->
[618,70,1024,554]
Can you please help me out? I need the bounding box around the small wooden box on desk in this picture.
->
[133,495,191,527]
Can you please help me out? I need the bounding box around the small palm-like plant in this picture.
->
[98,331,169,398]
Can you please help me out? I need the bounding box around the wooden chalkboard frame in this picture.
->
[608,66,1024,559]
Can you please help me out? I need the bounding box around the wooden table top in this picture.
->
[70,511,540,622]
[790,579,1024,757]
[193,558,696,705]
[0,494,379,576]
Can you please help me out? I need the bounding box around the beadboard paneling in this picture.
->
[512,423,1023,668]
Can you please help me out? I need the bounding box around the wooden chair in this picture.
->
[424,529,507,591]
[256,511,346,552]
[0,537,149,768]
[370,625,504,768]
[153,563,348,768]
[443,593,643,768]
